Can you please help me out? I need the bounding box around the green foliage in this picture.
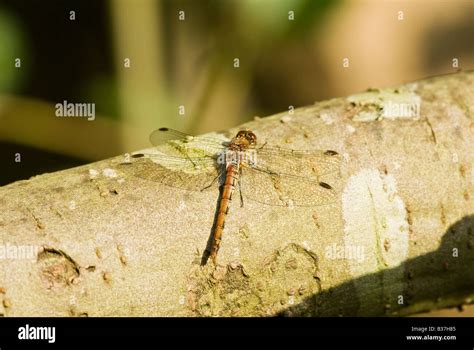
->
[0,9,29,93]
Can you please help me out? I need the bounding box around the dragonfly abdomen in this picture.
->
[210,163,239,263]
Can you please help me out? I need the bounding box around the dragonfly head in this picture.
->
[233,130,257,149]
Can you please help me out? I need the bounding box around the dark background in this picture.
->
[0,0,472,187]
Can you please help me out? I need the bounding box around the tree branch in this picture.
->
[0,71,473,316]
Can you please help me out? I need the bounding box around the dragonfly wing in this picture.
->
[120,153,222,192]
[255,146,342,178]
[149,127,230,154]
[240,165,339,207]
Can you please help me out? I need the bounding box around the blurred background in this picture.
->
[0,0,473,316]
[0,0,472,185]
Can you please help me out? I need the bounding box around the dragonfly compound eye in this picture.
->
[246,131,257,145]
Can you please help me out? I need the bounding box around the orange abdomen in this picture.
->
[210,163,239,263]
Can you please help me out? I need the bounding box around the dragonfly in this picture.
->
[124,127,342,264]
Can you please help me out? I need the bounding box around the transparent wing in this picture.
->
[149,127,229,154]
[150,128,342,176]
[240,164,339,207]
[255,146,342,178]
[119,152,222,192]
[149,128,193,145]
[122,127,342,197]
[117,127,229,191]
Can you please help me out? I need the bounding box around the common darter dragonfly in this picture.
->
[125,128,342,264]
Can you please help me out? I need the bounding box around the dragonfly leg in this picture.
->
[238,167,244,207]
[200,171,223,191]
[257,141,268,151]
